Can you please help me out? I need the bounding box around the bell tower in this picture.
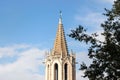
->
[45,12,76,80]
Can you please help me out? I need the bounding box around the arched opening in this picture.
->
[48,65,49,80]
[54,63,58,80]
[64,63,67,80]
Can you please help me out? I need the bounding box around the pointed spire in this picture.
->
[52,11,68,57]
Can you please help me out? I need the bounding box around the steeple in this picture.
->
[52,11,68,57]
[45,12,76,80]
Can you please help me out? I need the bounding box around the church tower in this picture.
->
[45,12,76,80]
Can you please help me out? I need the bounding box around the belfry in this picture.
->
[45,12,76,80]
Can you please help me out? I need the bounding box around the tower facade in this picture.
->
[45,13,76,80]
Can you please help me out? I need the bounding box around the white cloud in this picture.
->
[100,0,115,3]
[76,52,92,67]
[96,30,105,42]
[75,12,105,30]
[74,11,105,43]
[0,44,93,80]
[0,44,46,80]
[68,40,90,51]
[77,71,88,80]
[92,0,115,4]
[0,44,30,58]
[76,52,91,80]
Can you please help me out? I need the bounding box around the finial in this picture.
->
[60,11,62,19]
[59,10,62,24]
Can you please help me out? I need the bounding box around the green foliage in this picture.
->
[69,0,120,80]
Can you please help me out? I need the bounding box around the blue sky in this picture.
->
[0,0,112,47]
[0,0,115,80]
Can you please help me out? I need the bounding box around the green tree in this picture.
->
[69,0,120,80]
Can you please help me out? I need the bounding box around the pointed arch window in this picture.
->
[54,63,58,80]
[64,63,68,80]
[48,65,49,80]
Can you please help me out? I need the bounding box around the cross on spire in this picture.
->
[60,11,62,18]
[59,11,62,24]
